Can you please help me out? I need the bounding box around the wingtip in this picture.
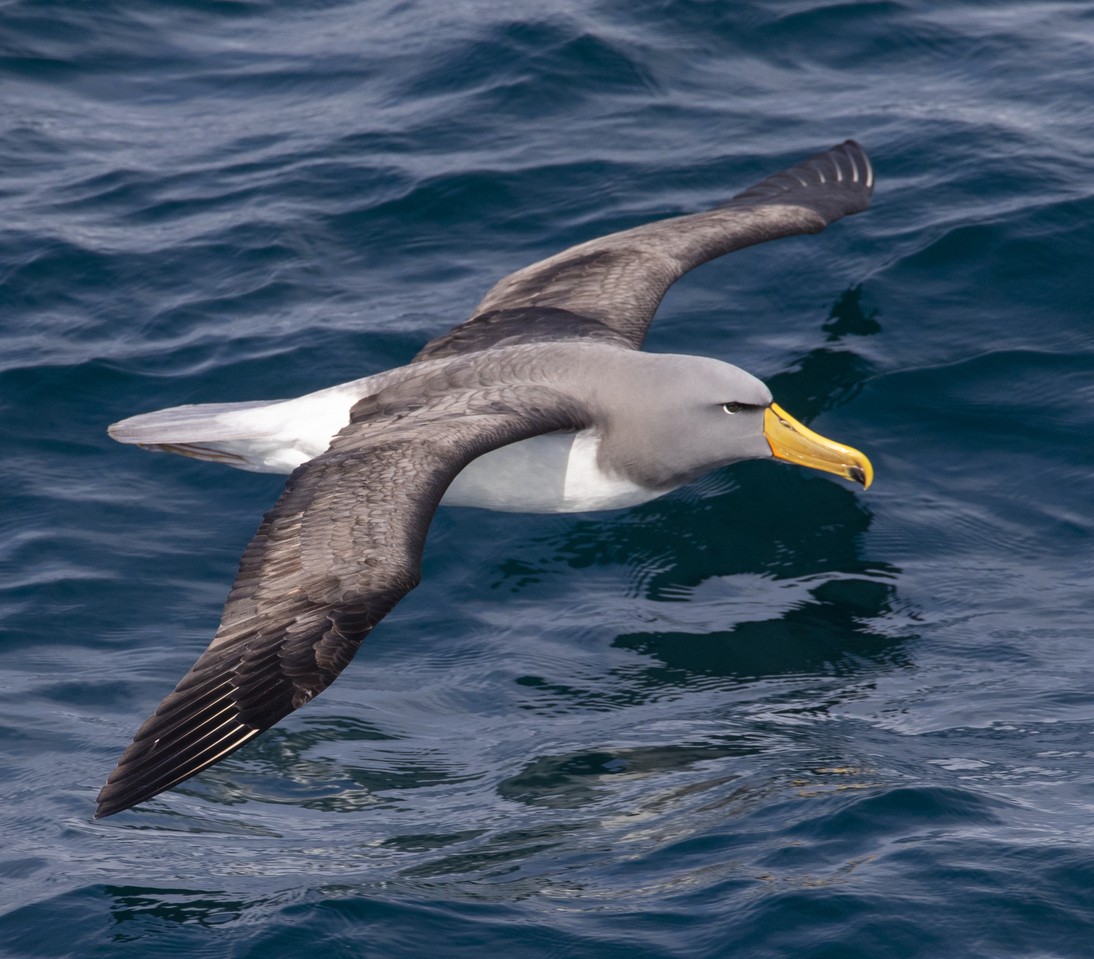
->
[93,665,273,817]
[728,138,874,216]
[804,139,874,197]
[94,781,137,819]
[94,768,146,819]
[832,139,874,193]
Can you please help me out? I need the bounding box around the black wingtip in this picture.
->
[790,139,874,196]
[731,139,874,214]
[831,139,874,194]
[94,708,264,819]
[95,782,138,819]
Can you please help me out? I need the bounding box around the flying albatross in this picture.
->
[96,140,875,818]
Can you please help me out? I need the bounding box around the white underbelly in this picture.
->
[442,431,659,513]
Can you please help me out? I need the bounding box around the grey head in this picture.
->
[587,352,775,491]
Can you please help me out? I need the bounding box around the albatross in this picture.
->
[96,140,875,818]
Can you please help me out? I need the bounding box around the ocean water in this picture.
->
[2,1,1093,956]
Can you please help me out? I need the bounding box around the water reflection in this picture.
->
[556,463,888,597]
[767,284,880,418]
[496,739,763,810]
[614,575,906,683]
[105,884,253,933]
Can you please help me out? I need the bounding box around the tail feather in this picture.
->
[107,371,392,473]
[109,399,280,444]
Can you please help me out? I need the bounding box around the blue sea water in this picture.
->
[2,0,1094,955]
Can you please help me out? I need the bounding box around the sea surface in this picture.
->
[2,1,1093,956]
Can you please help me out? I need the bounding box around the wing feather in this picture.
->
[415,140,873,360]
[95,378,584,817]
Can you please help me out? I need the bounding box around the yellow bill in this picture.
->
[763,402,873,489]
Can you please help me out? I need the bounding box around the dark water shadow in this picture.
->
[103,884,254,936]
[614,573,905,682]
[767,284,881,418]
[495,737,765,812]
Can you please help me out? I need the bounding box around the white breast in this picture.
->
[442,431,658,513]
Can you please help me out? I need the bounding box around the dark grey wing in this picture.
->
[414,140,873,361]
[95,380,583,818]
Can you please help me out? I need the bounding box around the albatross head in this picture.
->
[595,352,873,493]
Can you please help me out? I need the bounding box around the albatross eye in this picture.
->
[722,402,744,415]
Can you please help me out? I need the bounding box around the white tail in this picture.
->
[108,373,385,473]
